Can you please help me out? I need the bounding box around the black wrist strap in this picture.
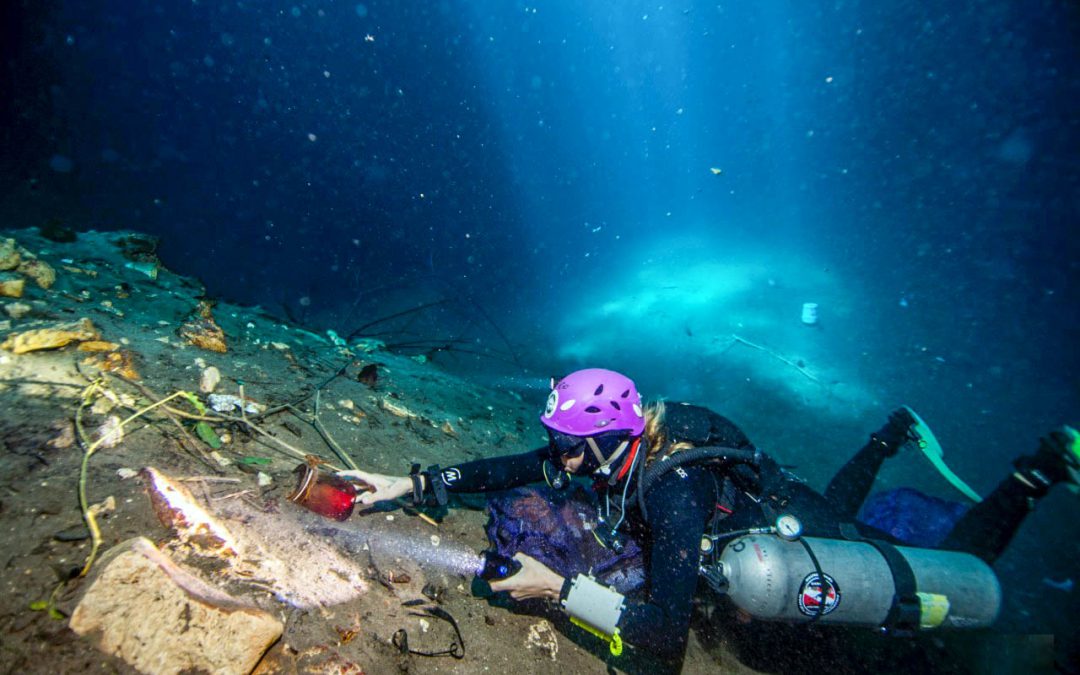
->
[409,463,423,506]
[425,465,449,506]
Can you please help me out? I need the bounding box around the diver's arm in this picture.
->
[428,447,549,494]
[341,447,548,507]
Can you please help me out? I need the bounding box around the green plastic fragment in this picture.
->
[194,421,222,449]
[179,391,207,415]
[28,600,47,611]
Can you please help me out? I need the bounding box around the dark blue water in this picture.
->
[2,1,1077,669]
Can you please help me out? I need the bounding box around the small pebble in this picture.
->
[53,525,91,542]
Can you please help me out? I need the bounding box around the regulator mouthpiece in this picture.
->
[477,551,522,581]
[287,462,357,521]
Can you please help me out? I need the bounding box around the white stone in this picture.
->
[199,365,221,393]
[69,537,282,675]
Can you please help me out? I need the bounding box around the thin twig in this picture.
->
[212,489,255,502]
[313,389,359,471]
[729,334,822,384]
[346,300,450,340]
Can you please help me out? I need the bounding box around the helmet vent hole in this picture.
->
[620,389,630,398]
[594,384,604,396]
[585,406,602,414]
[610,401,621,411]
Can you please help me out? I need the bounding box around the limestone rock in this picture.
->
[200,365,222,393]
[0,274,24,298]
[178,303,228,353]
[77,340,120,352]
[70,537,282,675]
[0,239,19,270]
[82,348,140,380]
[3,302,31,319]
[1,317,100,354]
[143,467,239,559]
[17,257,56,289]
[526,619,559,661]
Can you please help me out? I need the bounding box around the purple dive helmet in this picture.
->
[541,368,645,437]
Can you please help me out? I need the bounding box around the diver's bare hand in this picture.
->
[488,553,565,601]
[337,469,412,506]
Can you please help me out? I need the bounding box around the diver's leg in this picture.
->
[824,409,916,518]
[941,429,1079,563]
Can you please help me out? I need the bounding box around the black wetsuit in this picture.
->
[426,403,1031,669]
[429,404,779,666]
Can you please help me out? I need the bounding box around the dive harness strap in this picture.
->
[840,523,920,635]
[636,445,761,523]
[560,574,626,656]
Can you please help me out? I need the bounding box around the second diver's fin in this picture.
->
[1061,425,1080,494]
[902,405,983,503]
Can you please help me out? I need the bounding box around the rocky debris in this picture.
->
[143,466,371,609]
[113,231,160,262]
[0,273,24,298]
[17,257,56,289]
[76,339,120,352]
[178,300,228,352]
[93,416,124,449]
[253,643,365,675]
[3,301,31,319]
[0,237,56,290]
[526,619,559,661]
[200,365,222,393]
[0,317,100,354]
[82,347,141,380]
[144,467,240,560]
[0,238,20,269]
[69,537,283,675]
[124,260,159,280]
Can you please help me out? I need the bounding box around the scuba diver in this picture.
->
[340,368,1080,671]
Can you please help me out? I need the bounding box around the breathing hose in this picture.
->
[636,446,760,522]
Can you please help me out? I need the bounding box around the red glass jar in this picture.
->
[288,463,357,521]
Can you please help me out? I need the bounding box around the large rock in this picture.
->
[0,317,100,353]
[0,273,24,298]
[0,238,19,270]
[17,257,57,289]
[70,537,282,675]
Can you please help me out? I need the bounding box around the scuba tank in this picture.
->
[711,534,1001,631]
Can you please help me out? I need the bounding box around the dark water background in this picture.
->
[2,0,1078,669]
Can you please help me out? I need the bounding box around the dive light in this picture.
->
[477,551,522,581]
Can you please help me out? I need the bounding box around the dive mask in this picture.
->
[547,429,631,475]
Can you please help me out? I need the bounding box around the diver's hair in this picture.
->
[642,401,694,464]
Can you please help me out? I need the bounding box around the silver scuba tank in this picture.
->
[717,535,1001,629]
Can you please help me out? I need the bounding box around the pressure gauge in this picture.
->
[775,514,803,541]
